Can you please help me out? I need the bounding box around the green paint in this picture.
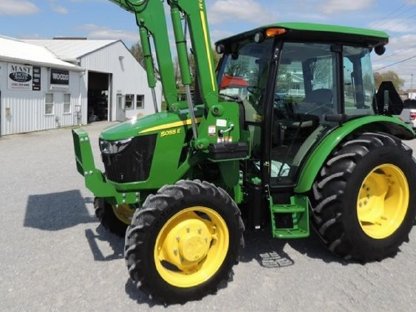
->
[109,0,220,111]
[172,0,219,107]
[218,161,240,188]
[108,0,178,108]
[73,129,132,201]
[217,22,389,48]
[170,6,192,86]
[73,101,245,201]
[139,26,156,89]
[274,22,388,40]
[233,173,244,205]
[270,195,310,239]
[295,116,414,194]
[100,111,196,140]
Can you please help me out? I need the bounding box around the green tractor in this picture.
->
[72,0,416,303]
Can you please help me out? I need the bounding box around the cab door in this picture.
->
[268,42,340,187]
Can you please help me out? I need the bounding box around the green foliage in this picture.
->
[363,74,374,91]
[374,71,404,91]
[225,58,250,77]
[175,47,220,85]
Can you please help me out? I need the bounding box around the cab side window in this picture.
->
[343,46,375,115]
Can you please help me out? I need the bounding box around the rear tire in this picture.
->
[311,132,416,261]
[94,198,131,237]
[124,180,244,303]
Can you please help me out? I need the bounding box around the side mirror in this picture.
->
[375,45,386,56]
[375,81,403,115]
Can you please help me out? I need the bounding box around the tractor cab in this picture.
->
[216,23,389,187]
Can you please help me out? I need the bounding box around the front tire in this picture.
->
[124,180,244,303]
[94,198,132,237]
[311,132,416,261]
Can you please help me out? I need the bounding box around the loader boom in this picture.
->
[108,0,178,107]
[108,0,220,113]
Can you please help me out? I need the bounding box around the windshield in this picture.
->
[217,39,274,122]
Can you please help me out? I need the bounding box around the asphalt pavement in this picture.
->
[1,122,416,312]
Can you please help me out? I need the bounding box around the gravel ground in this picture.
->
[1,122,416,312]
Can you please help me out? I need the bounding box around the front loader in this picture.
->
[72,0,416,303]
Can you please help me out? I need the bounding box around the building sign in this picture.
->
[50,68,69,87]
[8,63,33,90]
[32,66,41,91]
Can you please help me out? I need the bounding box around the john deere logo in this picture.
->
[9,71,32,82]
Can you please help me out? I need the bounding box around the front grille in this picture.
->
[100,135,157,183]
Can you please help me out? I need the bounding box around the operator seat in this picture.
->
[302,88,334,117]
[273,89,332,145]
[305,88,333,104]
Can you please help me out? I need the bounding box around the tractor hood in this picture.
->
[100,112,194,141]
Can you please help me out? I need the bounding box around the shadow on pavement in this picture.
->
[24,190,95,231]
[240,228,345,265]
[240,230,295,268]
[85,225,124,261]
[286,230,345,264]
[125,279,159,307]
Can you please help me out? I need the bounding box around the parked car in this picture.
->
[400,99,416,128]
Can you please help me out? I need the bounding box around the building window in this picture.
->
[45,93,54,115]
[136,95,144,109]
[125,94,134,110]
[64,94,71,114]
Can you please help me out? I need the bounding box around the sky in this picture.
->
[2,0,416,89]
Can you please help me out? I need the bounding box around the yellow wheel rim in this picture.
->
[154,207,229,288]
[112,204,133,225]
[357,164,409,239]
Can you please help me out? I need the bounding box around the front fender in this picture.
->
[294,116,415,194]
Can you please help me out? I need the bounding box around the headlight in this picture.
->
[99,138,132,154]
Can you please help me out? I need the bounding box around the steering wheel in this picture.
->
[274,96,296,120]
[246,86,259,95]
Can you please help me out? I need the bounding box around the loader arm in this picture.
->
[108,0,178,108]
[108,0,221,112]
[169,0,219,107]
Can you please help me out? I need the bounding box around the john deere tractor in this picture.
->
[72,0,416,303]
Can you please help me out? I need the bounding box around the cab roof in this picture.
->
[216,22,389,48]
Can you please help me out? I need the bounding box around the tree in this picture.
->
[131,40,221,88]
[130,42,145,67]
[374,71,404,91]
[363,74,374,92]
[175,47,220,85]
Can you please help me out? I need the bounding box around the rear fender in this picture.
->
[294,116,415,194]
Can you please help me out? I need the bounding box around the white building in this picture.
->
[0,37,162,136]
[0,37,82,135]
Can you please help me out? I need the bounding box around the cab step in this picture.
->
[270,195,310,239]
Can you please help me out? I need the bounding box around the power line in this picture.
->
[375,54,416,71]
[380,3,408,20]
[376,50,403,61]
[379,2,416,21]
